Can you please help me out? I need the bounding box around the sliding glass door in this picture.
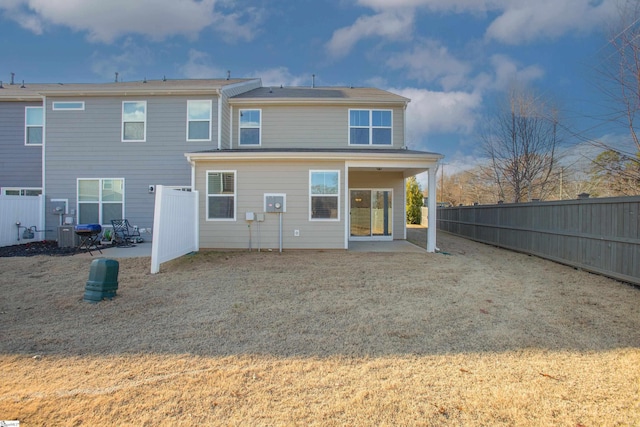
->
[350,189,392,239]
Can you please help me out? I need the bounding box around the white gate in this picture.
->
[0,195,44,247]
[150,185,199,274]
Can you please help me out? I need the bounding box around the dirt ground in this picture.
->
[1,231,639,426]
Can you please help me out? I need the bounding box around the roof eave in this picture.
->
[185,150,443,163]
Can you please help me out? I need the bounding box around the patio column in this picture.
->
[427,166,437,252]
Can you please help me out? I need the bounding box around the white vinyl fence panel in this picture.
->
[150,186,199,274]
[0,195,44,247]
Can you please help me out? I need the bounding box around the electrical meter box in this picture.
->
[265,194,286,213]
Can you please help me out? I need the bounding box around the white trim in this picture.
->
[52,101,85,111]
[205,170,236,221]
[238,108,262,146]
[348,188,394,241]
[76,177,125,225]
[229,105,234,149]
[186,99,212,142]
[427,166,438,252]
[121,100,147,142]
[347,109,393,146]
[309,170,340,222]
[217,96,223,150]
[343,163,349,249]
[24,106,43,146]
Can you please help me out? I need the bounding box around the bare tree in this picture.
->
[480,86,561,203]
[590,0,640,192]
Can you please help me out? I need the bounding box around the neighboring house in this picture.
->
[0,78,442,251]
[38,78,260,237]
[0,82,45,196]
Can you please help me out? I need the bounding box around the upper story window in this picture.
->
[239,109,261,145]
[25,107,43,145]
[52,101,85,110]
[310,170,340,221]
[122,101,146,142]
[187,100,212,141]
[349,109,392,145]
[207,171,236,220]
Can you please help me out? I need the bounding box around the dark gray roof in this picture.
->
[230,86,410,103]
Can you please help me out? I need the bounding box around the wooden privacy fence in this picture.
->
[437,196,640,286]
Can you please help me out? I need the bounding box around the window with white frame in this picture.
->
[122,101,146,141]
[52,101,85,110]
[349,109,392,145]
[239,109,261,145]
[310,170,340,220]
[207,171,236,220]
[1,187,42,196]
[25,106,43,145]
[77,178,124,225]
[187,100,212,141]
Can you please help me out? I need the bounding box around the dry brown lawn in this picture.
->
[1,231,639,426]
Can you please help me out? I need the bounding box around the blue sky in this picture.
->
[0,0,626,176]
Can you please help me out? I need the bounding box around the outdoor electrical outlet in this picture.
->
[294,229,300,237]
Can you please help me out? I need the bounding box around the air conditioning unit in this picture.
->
[58,226,79,248]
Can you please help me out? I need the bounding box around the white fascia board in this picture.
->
[185,151,442,163]
[227,98,407,106]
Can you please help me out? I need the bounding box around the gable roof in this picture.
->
[229,86,410,105]
[0,78,259,99]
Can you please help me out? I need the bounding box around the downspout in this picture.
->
[217,93,222,150]
[41,95,47,237]
[229,105,234,149]
[403,102,408,148]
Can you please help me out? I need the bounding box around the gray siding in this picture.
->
[230,104,405,149]
[349,171,406,239]
[195,159,346,249]
[220,80,261,150]
[44,95,219,237]
[0,101,42,190]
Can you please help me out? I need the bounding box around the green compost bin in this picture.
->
[84,259,119,303]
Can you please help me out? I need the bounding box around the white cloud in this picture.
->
[325,9,414,58]
[352,0,617,46]
[91,38,155,81]
[178,49,225,79]
[485,0,618,45]
[390,87,482,143]
[386,40,472,90]
[357,0,499,13]
[252,67,310,87]
[0,0,262,43]
[473,54,545,91]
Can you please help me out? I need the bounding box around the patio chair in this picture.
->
[111,219,143,247]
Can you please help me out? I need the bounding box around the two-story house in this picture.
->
[187,86,442,250]
[1,78,442,251]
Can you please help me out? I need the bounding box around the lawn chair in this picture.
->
[111,219,143,247]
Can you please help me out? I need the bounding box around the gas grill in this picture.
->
[75,224,103,256]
